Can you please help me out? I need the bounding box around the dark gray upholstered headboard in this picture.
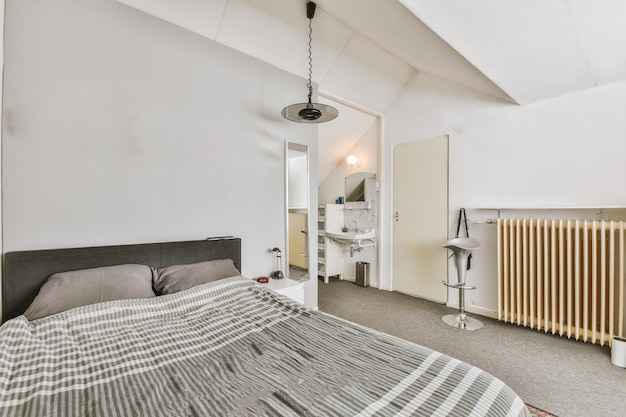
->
[2,237,241,323]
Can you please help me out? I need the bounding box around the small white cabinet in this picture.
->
[318,204,344,283]
[262,278,304,304]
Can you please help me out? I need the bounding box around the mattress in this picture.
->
[0,276,530,416]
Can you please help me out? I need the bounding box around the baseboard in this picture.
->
[336,279,494,316]
[446,302,498,320]
[342,276,384,289]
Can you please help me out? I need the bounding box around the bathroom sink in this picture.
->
[327,228,375,243]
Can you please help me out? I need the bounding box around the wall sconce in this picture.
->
[346,155,361,170]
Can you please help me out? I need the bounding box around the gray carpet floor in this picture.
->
[318,277,626,417]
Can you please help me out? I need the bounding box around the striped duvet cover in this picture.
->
[0,276,530,416]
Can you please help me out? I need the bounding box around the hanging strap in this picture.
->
[455,208,472,270]
[455,208,470,238]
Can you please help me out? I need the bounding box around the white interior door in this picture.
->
[392,136,448,303]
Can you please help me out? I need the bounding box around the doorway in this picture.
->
[286,142,310,281]
[317,95,381,287]
[392,136,448,303]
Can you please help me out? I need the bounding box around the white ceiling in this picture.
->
[116,0,626,180]
[400,0,626,105]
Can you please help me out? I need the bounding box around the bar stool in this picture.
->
[442,237,483,330]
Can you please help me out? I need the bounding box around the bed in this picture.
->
[0,238,530,416]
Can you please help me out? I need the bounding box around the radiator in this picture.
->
[497,218,626,347]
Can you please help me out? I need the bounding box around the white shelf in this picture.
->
[318,204,344,283]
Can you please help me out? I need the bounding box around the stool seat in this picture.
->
[442,237,481,252]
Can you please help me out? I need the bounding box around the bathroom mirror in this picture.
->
[345,172,376,202]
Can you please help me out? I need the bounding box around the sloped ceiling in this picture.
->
[317,97,377,183]
[400,0,626,105]
[115,0,626,180]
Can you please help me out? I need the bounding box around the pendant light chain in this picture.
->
[280,1,338,123]
[306,16,313,104]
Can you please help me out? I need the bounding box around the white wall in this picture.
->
[382,72,626,315]
[2,0,320,308]
[0,0,4,306]
[319,120,380,205]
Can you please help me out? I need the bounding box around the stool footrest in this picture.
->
[442,280,476,290]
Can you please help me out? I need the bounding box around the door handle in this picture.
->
[393,211,401,222]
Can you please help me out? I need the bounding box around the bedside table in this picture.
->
[258,278,304,304]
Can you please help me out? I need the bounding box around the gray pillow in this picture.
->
[153,259,240,295]
[24,264,155,320]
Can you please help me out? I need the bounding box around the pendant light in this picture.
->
[282,1,338,123]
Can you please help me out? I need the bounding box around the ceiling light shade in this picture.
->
[282,102,338,123]
[282,1,338,124]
